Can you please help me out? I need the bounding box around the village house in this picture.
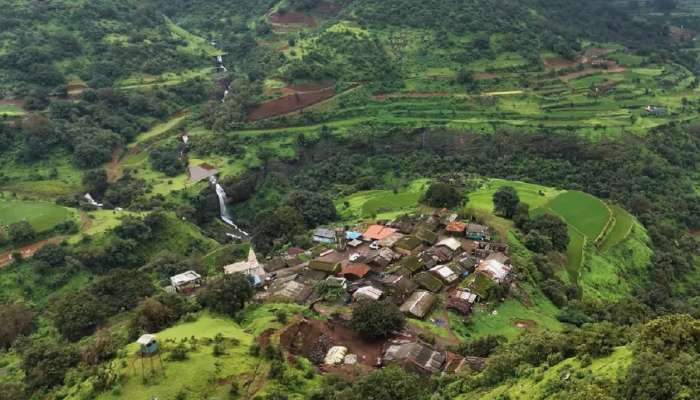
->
[446,221,467,236]
[415,228,439,245]
[466,223,490,241]
[429,264,460,285]
[414,271,444,292]
[309,259,342,275]
[389,215,419,234]
[352,286,384,301]
[475,259,512,283]
[313,227,337,244]
[363,224,398,241]
[394,236,423,256]
[369,247,399,268]
[397,255,424,275]
[446,289,478,315]
[400,290,436,319]
[383,341,446,374]
[170,270,202,294]
[443,353,486,374]
[378,231,405,248]
[373,274,418,305]
[266,278,313,304]
[340,263,371,280]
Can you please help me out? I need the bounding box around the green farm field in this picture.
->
[0,199,75,232]
[543,191,612,242]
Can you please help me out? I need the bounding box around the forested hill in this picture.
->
[350,0,669,52]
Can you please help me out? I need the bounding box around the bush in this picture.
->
[167,343,189,361]
[8,221,36,244]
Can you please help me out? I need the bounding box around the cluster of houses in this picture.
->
[167,211,515,375]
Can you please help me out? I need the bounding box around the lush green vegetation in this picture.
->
[1,1,700,399]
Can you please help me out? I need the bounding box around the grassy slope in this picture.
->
[63,308,321,400]
[457,346,633,400]
[336,178,430,222]
[0,199,76,232]
[465,179,649,302]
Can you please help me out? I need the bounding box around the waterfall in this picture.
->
[210,176,248,238]
[84,193,103,208]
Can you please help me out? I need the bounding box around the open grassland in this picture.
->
[131,114,189,147]
[457,346,633,400]
[336,179,429,222]
[457,293,562,340]
[0,199,75,232]
[580,222,650,300]
[543,191,612,240]
[83,311,321,400]
[165,17,221,57]
[466,179,563,212]
[0,103,24,116]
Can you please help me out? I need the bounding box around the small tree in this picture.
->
[422,182,462,209]
[350,300,405,339]
[493,186,520,218]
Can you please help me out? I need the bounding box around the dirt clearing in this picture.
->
[248,85,336,121]
[280,319,384,367]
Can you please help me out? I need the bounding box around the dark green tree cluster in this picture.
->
[422,182,463,208]
[197,273,254,316]
[350,300,406,339]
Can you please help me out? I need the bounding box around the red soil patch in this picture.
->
[0,237,65,268]
[279,319,384,367]
[106,147,123,183]
[248,85,336,121]
[258,328,276,348]
[269,11,317,27]
[0,98,25,108]
[543,57,578,69]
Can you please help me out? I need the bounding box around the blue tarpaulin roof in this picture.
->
[346,231,362,240]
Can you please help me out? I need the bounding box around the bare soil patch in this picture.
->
[0,98,25,108]
[248,85,336,121]
[543,57,578,69]
[513,319,537,330]
[0,236,65,268]
[280,319,384,367]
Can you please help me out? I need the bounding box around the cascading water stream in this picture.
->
[210,176,248,239]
